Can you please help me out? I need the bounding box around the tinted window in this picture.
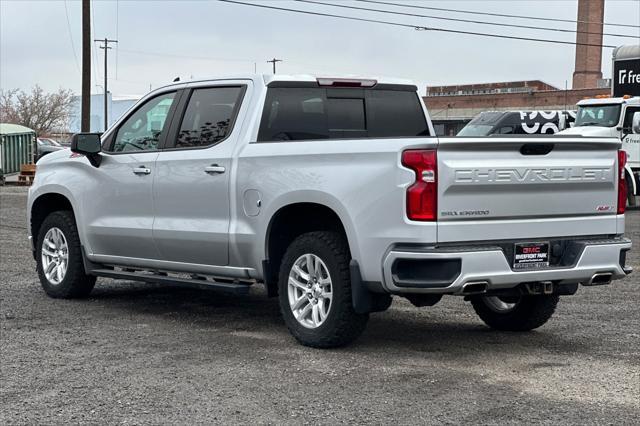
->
[513,125,529,134]
[327,98,366,137]
[175,87,244,148]
[260,88,329,141]
[366,90,429,138]
[623,107,640,130]
[257,87,429,141]
[111,92,175,152]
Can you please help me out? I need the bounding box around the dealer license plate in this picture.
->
[513,242,550,270]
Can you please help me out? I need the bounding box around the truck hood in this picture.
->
[558,126,618,137]
[35,148,71,164]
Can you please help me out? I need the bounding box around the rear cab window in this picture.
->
[257,84,430,141]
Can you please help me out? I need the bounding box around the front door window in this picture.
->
[111,92,175,152]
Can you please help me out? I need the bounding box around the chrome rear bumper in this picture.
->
[382,238,632,295]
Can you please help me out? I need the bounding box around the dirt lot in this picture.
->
[1,186,638,424]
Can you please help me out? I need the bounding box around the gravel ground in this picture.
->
[1,186,638,425]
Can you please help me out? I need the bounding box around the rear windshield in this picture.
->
[257,87,430,141]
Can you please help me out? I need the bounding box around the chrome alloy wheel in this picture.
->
[483,296,519,313]
[287,254,333,329]
[41,227,69,285]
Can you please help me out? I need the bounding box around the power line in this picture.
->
[62,0,81,72]
[297,0,638,39]
[218,0,617,48]
[357,0,640,29]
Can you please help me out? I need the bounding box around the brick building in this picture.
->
[424,0,609,136]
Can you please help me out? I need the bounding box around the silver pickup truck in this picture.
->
[27,75,632,347]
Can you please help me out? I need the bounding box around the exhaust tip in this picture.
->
[461,281,488,295]
[587,272,613,286]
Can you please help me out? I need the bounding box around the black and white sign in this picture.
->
[613,58,640,97]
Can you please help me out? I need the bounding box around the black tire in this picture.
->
[36,211,96,298]
[626,178,636,207]
[470,294,559,331]
[278,231,369,348]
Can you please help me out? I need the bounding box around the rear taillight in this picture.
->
[618,150,627,215]
[402,149,437,221]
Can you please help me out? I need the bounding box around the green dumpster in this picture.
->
[0,123,36,177]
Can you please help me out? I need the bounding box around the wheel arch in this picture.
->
[262,199,356,296]
[30,191,77,254]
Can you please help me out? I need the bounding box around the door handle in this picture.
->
[133,166,151,175]
[204,164,226,174]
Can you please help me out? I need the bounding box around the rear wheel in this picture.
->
[36,211,96,298]
[470,294,559,331]
[627,178,636,207]
[278,231,369,348]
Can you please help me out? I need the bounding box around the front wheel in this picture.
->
[278,231,369,348]
[470,294,559,331]
[36,211,96,298]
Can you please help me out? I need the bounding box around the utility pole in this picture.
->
[267,58,282,74]
[81,0,91,132]
[95,38,118,131]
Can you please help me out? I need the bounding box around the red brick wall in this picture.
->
[423,87,609,111]
[427,80,557,95]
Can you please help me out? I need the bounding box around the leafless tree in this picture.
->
[0,86,74,135]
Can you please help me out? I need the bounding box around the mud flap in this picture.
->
[350,260,392,314]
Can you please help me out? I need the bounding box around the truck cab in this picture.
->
[559,96,640,205]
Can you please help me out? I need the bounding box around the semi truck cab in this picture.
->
[559,96,640,205]
[559,44,640,205]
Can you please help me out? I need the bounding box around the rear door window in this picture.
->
[173,86,244,149]
[257,87,429,141]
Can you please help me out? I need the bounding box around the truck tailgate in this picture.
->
[436,137,622,243]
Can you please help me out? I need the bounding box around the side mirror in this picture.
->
[71,133,102,167]
[632,112,640,135]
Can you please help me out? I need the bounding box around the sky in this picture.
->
[1,0,639,97]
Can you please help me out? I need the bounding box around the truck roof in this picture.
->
[261,74,417,87]
[576,96,640,106]
[153,74,418,93]
[613,45,640,61]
